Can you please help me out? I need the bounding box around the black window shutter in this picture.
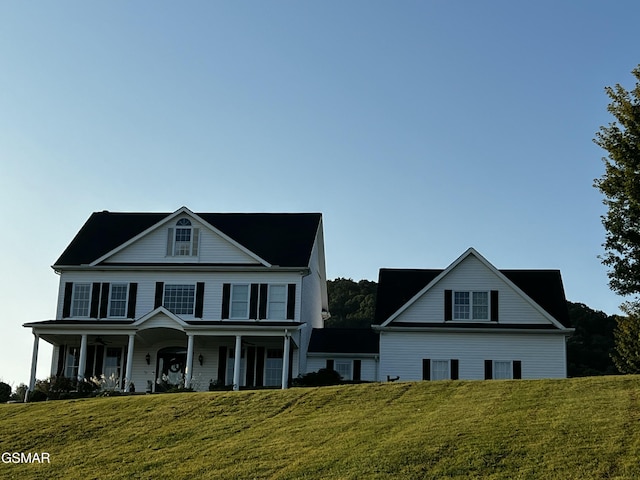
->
[249,284,259,319]
[287,284,296,320]
[56,345,66,376]
[221,284,230,319]
[444,290,452,321]
[154,282,164,309]
[491,290,499,321]
[195,282,205,318]
[62,283,73,318]
[99,283,110,318]
[484,360,493,380]
[127,283,138,319]
[217,346,227,384]
[422,359,431,380]
[94,345,104,377]
[451,359,459,380]
[353,360,361,381]
[513,360,522,379]
[85,345,96,379]
[90,283,101,318]
[258,284,268,319]
[246,347,256,387]
[326,359,334,371]
[255,347,265,387]
[166,228,174,256]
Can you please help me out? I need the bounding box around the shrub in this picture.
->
[292,368,342,387]
[0,382,11,403]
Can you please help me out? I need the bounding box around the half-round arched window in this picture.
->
[172,218,198,256]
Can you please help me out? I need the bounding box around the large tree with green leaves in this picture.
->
[594,65,640,300]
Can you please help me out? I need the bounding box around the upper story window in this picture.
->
[108,283,128,317]
[267,285,287,319]
[71,284,92,317]
[167,218,199,257]
[164,284,195,315]
[453,291,489,320]
[230,285,250,319]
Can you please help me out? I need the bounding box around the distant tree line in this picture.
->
[327,278,620,377]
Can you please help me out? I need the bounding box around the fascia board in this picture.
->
[380,247,478,327]
[381,247,567,330]
[88,207,272,268]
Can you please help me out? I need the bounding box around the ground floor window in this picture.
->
[226,348,246,385]
[334,360,352,381]
[493,361,513,379]
[264,349,283,386]
[431,360,450,381]
[64,346,80,378]
[103,347,123,381]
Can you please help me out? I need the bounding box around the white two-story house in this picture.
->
[24,207,329,394]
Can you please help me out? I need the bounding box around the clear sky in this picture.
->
[1,1,639,387]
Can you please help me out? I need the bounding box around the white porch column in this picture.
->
[77,334,88,382]
[185,334,195,388]
[125,334,135,392]
[25,333,40,401]
[281,331,291,390]
[233,335,242,391]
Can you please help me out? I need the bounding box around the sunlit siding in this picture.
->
[57,271,302,321]
[105,217,259,264]
[396,255,552,325]
[379,330,567,380]
[306,356,378,382]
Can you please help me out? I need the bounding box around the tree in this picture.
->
[326,278,377,328]
[594,65,640,300]
[0,382,11,403]
[566,302,619,376]
[611,310,640,374]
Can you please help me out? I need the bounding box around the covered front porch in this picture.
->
[24,307,301,398]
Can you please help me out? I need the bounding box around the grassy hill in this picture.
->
[1,376,640,479]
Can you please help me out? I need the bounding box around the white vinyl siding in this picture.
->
[393,254,554,325]
[104,218,258,264]
[57,272,302,322]
[379,331,568,381]
[306,356,378,382]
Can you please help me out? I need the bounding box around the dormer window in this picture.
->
[167,218,199,257]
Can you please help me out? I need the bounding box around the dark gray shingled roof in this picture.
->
[374,268,571,328]
[54,211,322,268]
[308,328,379,354]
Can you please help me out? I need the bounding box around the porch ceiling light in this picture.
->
[198,354,204,366]
[145,353,151,365]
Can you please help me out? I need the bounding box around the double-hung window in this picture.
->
[334,360,352,381]
[71,284,91,317]
[65,346,80,378]
[108,284,128,317]
[265,349,283,386]
[267,285,287,319]
[230,285,249,319]
[454,291,489,320]
[164,284,195,315]
[167,218,199,257]
[431,360,450,381]
[493,361,513,379]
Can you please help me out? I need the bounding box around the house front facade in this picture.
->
[373,248,574,381]
[24,207,329,394]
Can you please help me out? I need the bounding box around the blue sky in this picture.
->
[1,1,639,387]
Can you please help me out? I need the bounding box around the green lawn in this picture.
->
[1,376,640,479]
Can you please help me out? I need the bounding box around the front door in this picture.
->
[156,347,187,392]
